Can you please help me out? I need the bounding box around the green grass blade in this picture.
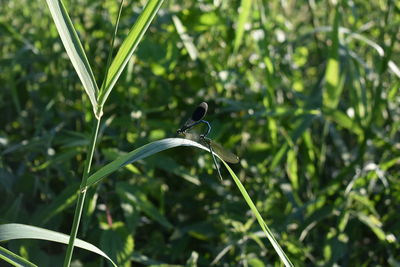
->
[172,15,199,60]
[45,0,98,113]
[222,162,294,267]
[286,149,299,191]
[234,0,253,52]
[98,0,165,107]
[100,0,125,94]
[323,5,343,110]
[0,224,117,267]
[0,246,38,267]
[87,137,292,264]
[86,138,207,187]
[326,110,364,137]
[311,26,400,78]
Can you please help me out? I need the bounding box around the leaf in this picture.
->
[234,0,253,52]
[222,162,294,267]
[86,138,214,187]
[98,0,165,108]
[100,222,134,267]
[0,224,117,267]
[172,15,199,60]
[357,213,386,241]
[45,0,98,113]
[326,110,364,137]
[323,5,344,110]
[286,149,299,191]
[0,246,37,267]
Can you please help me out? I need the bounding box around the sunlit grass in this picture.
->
[0,0,399,266]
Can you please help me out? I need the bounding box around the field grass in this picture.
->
[1,0,399,266]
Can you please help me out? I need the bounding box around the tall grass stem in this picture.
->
[63,118,101,267]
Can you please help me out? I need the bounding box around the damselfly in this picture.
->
[177,102,239,180]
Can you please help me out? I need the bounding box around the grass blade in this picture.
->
[222,162,294,267]
[172,15,199,60]
[98,0,165,107]
[45,0,98,113]
[100,0,125,94]
[323,5,344,110]
[0,224,117,267]
[0,246,37,267]
[234,0,253,52]
[87,138,207,187]
[86,137,292,264]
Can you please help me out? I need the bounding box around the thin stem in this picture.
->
[100,0,125,95]
[63,117,101,267]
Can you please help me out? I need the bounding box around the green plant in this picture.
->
[0,0,294,266]
[1,0,399,266]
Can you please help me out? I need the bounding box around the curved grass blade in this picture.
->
[87,138,208,187]
[0,246,37,267]
[222,162,294,267]
[45,0,98,113]
[98,0,165,107]
[0,224,117,267]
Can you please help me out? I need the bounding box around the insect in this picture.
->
[177,102,239,180]
[177,102,210,136]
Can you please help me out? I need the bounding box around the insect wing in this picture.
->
[209,140,239,164]
[177,102,208,133]
[182,133,239,164]
[191,102,208,121]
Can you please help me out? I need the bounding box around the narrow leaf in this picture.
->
[286,149,299,190]
[98,0,165,107]
[222,162,294,267]
[0,246,37,267]
[100,0,125,93]
[0,224,117,267]
[172,15,199,60]
[45,0,98,112]
[323,5,343,109]
[87,138,211,187]
[234,0,252,52]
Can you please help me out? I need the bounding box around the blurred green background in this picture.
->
[1,0,399,266]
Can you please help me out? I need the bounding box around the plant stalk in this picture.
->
[63,117,101,267]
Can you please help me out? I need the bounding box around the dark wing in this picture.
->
[191,102,208,121]
[177,102,208,133]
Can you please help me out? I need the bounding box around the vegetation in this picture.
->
[0,0,399,266]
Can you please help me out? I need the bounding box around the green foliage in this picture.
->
[1,0,399,266]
